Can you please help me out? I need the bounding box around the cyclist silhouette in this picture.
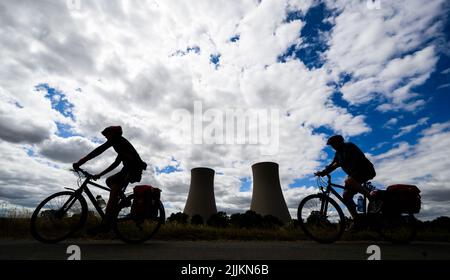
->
[315,135,376,225]
[73,126,147,233]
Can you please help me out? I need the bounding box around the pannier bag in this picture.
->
[383,184,421,214]
[131,185,161,219]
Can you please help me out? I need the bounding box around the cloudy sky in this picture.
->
[0,0,449,221]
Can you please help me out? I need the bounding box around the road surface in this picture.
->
[1,240,449,260]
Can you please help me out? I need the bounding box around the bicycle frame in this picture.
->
[75,179,110,219]
[319,175,368,216]
[62,169,127,220]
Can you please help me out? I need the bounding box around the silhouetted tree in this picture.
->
[417,216,450,231]
[207,211,229,227]
[262,214,283,228]
[191,214,204,225]
[229,213,243,227]
[229,210,265,228]
[244,210,264,228]
[430,216,450,230]
[167,212,189,224]
[415,219,426,230]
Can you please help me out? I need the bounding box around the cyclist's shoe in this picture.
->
[86,223,111,235]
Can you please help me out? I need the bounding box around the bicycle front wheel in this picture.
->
[30,191,87,243]
[298,194,345,243]
[113,195,165,244]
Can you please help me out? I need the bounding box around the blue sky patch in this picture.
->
[229,34,240,42]
[288,177,314,188]
[56,122,78,138]
[312,125,335,138]
[156,157,182,174]
[284,10,304,23]
[288,168,347,195]
[24,147,35,157]
[35,83,75,120]
[278,2,334,69]
[239,177,252,192]
[210,53,221,69]
[156,165,180,174]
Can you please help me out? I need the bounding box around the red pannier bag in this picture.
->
[383,184,421,214]
[131,185,161,218]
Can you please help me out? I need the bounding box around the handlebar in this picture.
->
[314,173,331,180]
[314,173,332,188]
[71,167,93,178]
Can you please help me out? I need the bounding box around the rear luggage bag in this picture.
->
[131,185,161,218]
[382,184,421,214]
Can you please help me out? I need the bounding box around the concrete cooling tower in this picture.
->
[250,162,291,223]
[183,167,217,222]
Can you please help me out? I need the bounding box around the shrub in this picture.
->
[191,214,204,225]
[207,211,229,228]
[167,212,189,224]
[262,215,283,228]
[230,210,264,228]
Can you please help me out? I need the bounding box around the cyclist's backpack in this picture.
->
[382,184,421,214]
[131,185,161,219]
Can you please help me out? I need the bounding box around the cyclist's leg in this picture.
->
[105,172,128,225]
[353,176,371,197]
[343,177,359,219]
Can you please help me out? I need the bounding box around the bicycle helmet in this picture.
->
[326,135,344,146]
[101,126,123,138]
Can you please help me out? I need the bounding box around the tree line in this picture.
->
[167,210,285,229]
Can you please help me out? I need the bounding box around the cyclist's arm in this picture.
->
[320,158,339,175]
[97,156,121,177]
[76,141,112,166]
[323,161,339,174]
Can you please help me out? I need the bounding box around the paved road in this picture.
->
[1,240,450,260]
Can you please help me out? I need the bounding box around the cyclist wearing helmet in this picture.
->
[315,135,376,223]
[73,126,147,233]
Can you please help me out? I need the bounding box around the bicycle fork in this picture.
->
[320,194,330,217]
[59,190,83,217]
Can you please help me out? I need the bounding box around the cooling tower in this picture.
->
[250,162,291,223]
[183,167,217,222]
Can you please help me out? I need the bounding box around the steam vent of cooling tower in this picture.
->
[183,167,217,222]
[250,162,291,223]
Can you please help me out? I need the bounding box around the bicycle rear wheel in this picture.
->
[113,195,165,244]
[30,191,87,243]
[377,213,417,243]
[298,194,345,243]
